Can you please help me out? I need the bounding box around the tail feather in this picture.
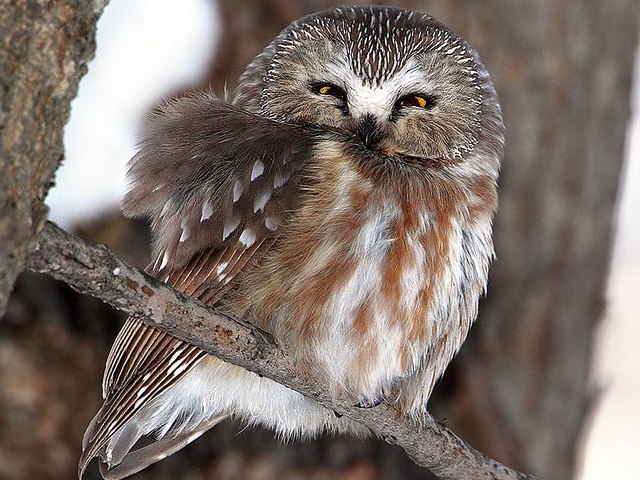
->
[78,370,228,479]
[97,414,227,480]
[107,422,144,466]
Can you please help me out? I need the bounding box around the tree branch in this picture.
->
[25,221,536,480]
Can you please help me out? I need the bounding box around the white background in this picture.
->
[45,1,640,477]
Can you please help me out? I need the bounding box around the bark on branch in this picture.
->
[25,221,535,480]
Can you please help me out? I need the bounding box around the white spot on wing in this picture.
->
[160,202,171,218]
[201,200,213,221]
[216,261,229,275]
[251,160,264,180]
[160,251,169,270]
[265,216,279,231]
[179,225,190,242]
[233,180,243,202]
[169,348,184,364]
[172,363,189,377]
[223,214,241,240]
[273,171,290,188]
[167,358,185,375]
[253,189,271,213]
[239,228,256,247]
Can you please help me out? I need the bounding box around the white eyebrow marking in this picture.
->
[251,160,264,180]
[239,228,256,247]
[254,189,272,213]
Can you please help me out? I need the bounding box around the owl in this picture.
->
[79,6,504,479]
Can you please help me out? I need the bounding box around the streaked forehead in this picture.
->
[284,6,475,86]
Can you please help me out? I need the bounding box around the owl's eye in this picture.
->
[397,94,436,110]
[312,83,346,100]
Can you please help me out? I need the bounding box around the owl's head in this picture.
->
[235,6,503,173]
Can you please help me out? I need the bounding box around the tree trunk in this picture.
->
[0,0,106,315]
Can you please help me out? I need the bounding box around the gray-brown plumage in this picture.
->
[80,6,504,479]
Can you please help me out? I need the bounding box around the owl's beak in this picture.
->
[356,115,384,149]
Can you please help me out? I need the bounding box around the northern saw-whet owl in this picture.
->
[79,6,504,479]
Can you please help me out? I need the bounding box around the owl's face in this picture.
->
[243,7,494,166]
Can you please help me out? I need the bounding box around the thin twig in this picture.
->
[25,221,536,480]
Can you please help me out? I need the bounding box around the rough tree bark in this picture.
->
[0,0,107,316]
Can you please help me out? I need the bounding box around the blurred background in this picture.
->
[1,1,638,479]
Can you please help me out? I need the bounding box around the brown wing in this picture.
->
[100,242,271,406]
[80,94,314,477]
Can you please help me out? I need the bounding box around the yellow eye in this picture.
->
[313,84,346,99]
[398,95,435,109]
